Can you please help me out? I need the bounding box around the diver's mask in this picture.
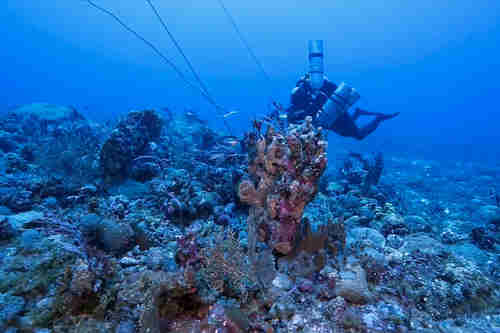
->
[308,40,324,91]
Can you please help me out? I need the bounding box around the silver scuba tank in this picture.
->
[308,40,324,91]
[316,82,360,128]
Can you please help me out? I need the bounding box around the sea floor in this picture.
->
[0,103,499,333]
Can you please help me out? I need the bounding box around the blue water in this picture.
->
[2,0,500,163]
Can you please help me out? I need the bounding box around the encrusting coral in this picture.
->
[239,116,327,255]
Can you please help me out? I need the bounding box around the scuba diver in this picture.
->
[287,40,399,140]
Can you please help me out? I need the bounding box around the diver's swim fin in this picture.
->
[377,112,400,121]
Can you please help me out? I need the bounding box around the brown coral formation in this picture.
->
[239,116,327,255]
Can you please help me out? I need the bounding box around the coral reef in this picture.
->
[0,216,17,241]
[99,110,163,181]
[337,152,384,195]
[200,229,257,302]
[238,116,327,254]
[0,105,500,332]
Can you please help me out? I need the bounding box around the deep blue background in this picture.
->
[1,0,499,163]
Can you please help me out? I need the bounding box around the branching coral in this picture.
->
[200,230,256,302]
[239,116,327,255]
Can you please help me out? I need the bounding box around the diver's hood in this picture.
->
[308,40,324,90]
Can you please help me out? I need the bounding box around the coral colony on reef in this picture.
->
[238,116,327,255]
[0,104,500,332]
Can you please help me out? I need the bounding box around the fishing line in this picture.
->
[144,0,234,133]
[83,0,234,134]
[145,0,210,97]
[216,0,274,94]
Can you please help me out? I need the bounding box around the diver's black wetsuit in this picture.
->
[287,76,398,140]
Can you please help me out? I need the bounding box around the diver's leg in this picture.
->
[330,113,360,137]
[352,108,387,121]
[354,118,382,140]
[354,112,400,140]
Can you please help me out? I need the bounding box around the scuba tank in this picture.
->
[316,82,360,129]
[308,40,324,91]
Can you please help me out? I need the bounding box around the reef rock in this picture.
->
[99,110,163,181]
[1,103,85,134]
[335,263,373,304]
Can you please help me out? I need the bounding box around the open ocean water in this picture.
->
[0,1,499,332]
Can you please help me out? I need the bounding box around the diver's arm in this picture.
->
[287,82,310,123]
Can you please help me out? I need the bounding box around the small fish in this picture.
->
[279,113,288,119]
[226,140,239,147]
[208,153,224,160]
[260,119,274,127]
[261,115,274,122]
[221,110,240,118]
[184,110,205,124]
[208,153,227,163]
[218,135,240,147]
